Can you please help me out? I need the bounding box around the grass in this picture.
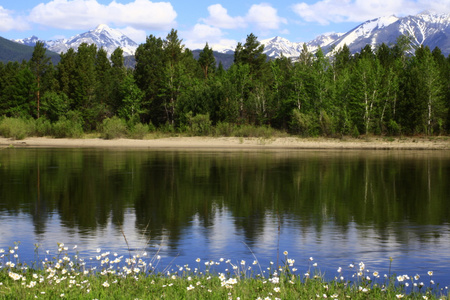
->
[0,244,448,300]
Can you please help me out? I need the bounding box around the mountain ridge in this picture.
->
[14,24,138,57]
[7,11,450,63]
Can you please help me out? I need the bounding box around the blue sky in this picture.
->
[0,0,449,50]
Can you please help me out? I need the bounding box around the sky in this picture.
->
[0,0,450,50]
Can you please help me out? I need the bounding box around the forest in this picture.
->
[0,29,449,138]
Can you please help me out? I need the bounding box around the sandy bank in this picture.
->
[1,136,449,150]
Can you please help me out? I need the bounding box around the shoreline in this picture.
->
[1,136,449,150]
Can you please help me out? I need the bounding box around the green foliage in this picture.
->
[214,122,235,136]
[290,109,318,136]
[117,74,145,123]
[1,240,447,300]
[0,29,449,137]
[33,117,52,137]
[387,119,401,136]
[129,122,150,139]
[40,91,71,122]
[187,112,212,136]
[0,36,59,64]
[198,43,216,79]
[234,124,276,138]
[101,116,128,139]
[352,124,360,138]
[0,117,33,140]
[52,112,84,138]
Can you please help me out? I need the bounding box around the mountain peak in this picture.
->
[13,24,138,57]
[94,24,111,32]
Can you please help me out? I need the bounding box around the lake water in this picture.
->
[1,148,449,286]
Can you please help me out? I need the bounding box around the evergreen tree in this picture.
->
[161,29,185,126]
[0,62,36,117]
[234,33,267,79]
[298,43,313,67]
[134,35,165,125]
[109,47,127,115]
[74,43,99,129]
[95,47,112,109]
[57,48,77,102]
[29,41,51,118]
[198,43,216,79]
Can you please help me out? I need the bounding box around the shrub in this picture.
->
[351,124,360,138]
[33,118,52,137]
[319,110,335,136]
[188,112,212,136]
[129,123,149,139]
[101,116,128,139]
[387,119,401,136]
[234,124,276,138]
[290,109,318,136]
[0,117,33,140]
[52,116,84,138]
[214,122,235,136]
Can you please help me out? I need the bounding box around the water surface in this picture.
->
[0,148,449,285]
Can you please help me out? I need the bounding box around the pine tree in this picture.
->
[134,35,165,125]
[198,43,216,79]
[29,41,51,118]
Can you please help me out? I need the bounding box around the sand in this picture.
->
[0,136,449,150]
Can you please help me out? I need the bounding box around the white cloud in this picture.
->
[291,0,428,25]
[28,0,177,31]
[182,24,237,51]
[119,26,147,44]
[202,4,246,29]
[417,0,450,13]
[202,3,286,32]
[0,6,29,31]
[246,3,287,31]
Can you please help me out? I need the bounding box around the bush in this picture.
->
[387,119,401,136]
[290,109,318,136]
[351,124,360,138]
[101,117,128,139]
[33,118,52,137]
[214,122,235,136]
[0,117,33,140]
[129,123,149,139]
[52,116,84,138]
[188,113,212,136]
[319,110,335,136]
[234,124,276,138]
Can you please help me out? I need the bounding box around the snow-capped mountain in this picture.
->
[11,12,450,62]
[256,12,450,58]
[325,12,450,55]
[261,36,303,58]
[14,24,138,57]
[14,35,41,47]
[260,33,343,58]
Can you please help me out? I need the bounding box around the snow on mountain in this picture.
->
[210,44,235,55]
[333,15,399,50]
[260,33,342,58]
[14,24,138,57]
[261,36,302,58]
[326,12,450,55]
[11,12,450,61]
[398,12,450,49]
[259,12,450,58]
[13,35,41,47]
[306,33,344,51]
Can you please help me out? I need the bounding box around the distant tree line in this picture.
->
[0,29,449,137]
